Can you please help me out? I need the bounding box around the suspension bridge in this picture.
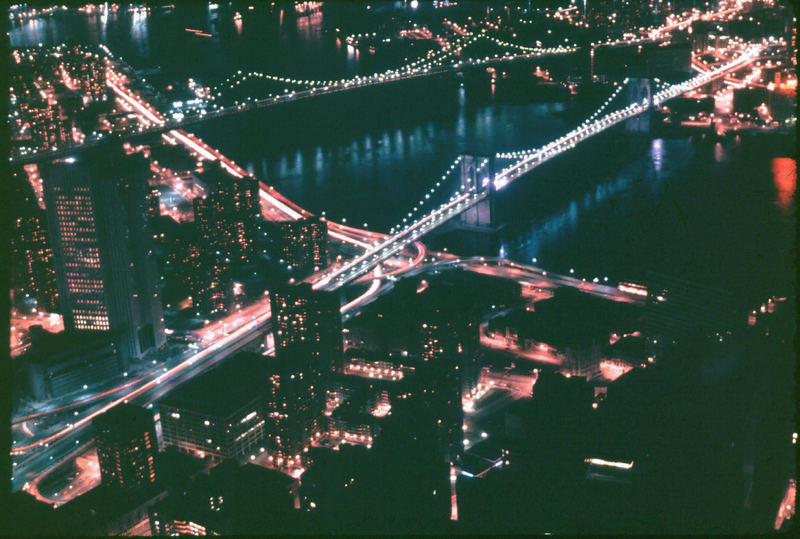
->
[313,45,764,291]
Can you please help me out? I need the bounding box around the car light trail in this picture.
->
[12,375,147,424]
[341,278,382,313]
[12,309,270,454]
[584,458,635,470]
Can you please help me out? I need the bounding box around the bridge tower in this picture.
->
[459,154,496,229]
[625,77,653,133]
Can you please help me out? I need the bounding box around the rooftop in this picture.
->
[92,403,154,437]
[158,353,267,418]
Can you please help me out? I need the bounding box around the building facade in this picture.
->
[419,316,467,465]
[20,327,122,401]
[276,216,328,274]
[158,354,268,462]
[271,283,343,373]
[194,164,260,264]
[268,283,343,462]
[11,174,59,312]
[43,150,166,366]
[93,404,158,490]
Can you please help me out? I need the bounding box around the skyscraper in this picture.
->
[174,231,233,316]
[92,403,158,490]
[266,354,321,466]
[194,163,261,264]
[419,315,467,465]
[11,174,59,312]
[43,149,166,366]
[271,282,343,374]
[411,274,482,465]
[276,216,328,274]
[268,283,343,462]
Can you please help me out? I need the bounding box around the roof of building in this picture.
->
[92,403,155,438]
[204,460,295,496]
[158,353,267,418]
[57,483,165,534]
[23,326,118,365]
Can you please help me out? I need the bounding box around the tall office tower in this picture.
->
[276,216,328,274]
[271,282,343,373]
[92,403,158,490]
[268,283,343,462]
[405,274,483,466]
[43,149,166,367]
[418,312,469,466]
[266,354,321,466]
[194,163,260,264]
[11,177,59,312]
[175,232,233,316]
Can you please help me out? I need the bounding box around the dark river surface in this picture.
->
[10,3,795,307]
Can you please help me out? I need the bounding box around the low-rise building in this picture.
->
[158,353,268,462]
[19,326,122,401]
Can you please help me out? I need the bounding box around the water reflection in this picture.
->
[714,141,726,163]
[294,150,303,174]
[314,146,324,173]
[456,86,466,141]
[99,5,108,42]
[650,138,664,173]
[296,10,323,39]
[278,155,289,178]
[508,173,633,263]
[131,8,149,56]
[14,18,46,46]
[772,157,796,212]
[346,44,357,70]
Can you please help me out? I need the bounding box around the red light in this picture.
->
[166,84,173,91]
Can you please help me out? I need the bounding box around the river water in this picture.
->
[10,3,795,307]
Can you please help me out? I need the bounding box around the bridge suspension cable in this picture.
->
[494,45,762,180]
[388,156,493,237]
[388,155,463,236]
[469,30,579,54]
[208,28,582,106]
[496,78,631,160]
[209,34,478,99]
